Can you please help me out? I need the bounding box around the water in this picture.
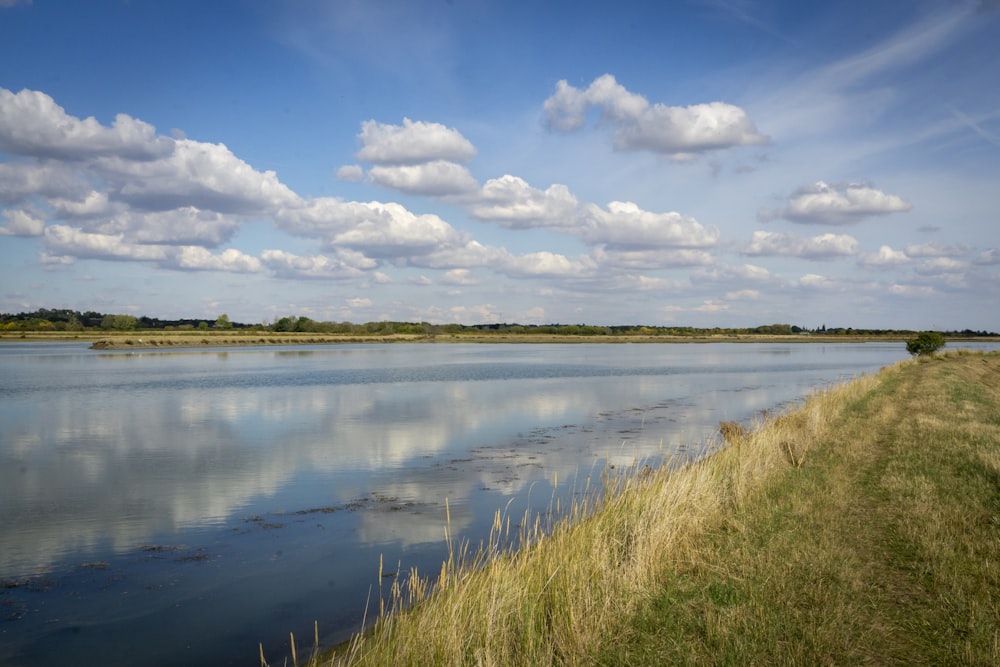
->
[1,341,994,665]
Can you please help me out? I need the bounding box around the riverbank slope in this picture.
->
[302,350,999,666]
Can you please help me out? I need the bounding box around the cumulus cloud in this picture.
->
[577,201,719,249]
[759,181,912,224]
[471,175,578,228]
[87,207,241,246]
[723,289,760,300]
[858,245,910,268]
[914,257,968,275]
[543,74,768,157]
[41,223,265,274]
[43,225,167,262]
[500,251,589,278]
[1,87,308,274]
[743,230,858,259]
[328,203,469,258]
[0,208,45,236]
[357,118,476,165]
[170,247,261,273]
[0,88,174,161]
[0,161,88,203]
[368,160,479,196]
[336,164,364,181]
[974,248,1000,265]
[890,283,935,297]
[103,139,298,214]
[903,241,969,258]
[260,249,372,279]
[694,263,775,284]
[441,268,479,285]
[589,246,714,270]
[797,273,838,289]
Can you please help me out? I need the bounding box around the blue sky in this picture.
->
[1,0,998,329]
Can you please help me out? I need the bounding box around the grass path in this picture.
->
[602,352,1000,665]
[293,351,999,667]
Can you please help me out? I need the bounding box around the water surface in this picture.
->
[2,341,993,666]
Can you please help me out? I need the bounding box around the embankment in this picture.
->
[296,350,999,666]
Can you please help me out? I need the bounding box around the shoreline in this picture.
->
[5,330,992,350]
[307,350,1000,666]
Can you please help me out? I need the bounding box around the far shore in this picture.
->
[4,330,991,350]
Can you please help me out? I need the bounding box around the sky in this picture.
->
[1,0,998,330]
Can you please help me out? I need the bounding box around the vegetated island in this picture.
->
[272,350,999,666]
[2,308,998,349]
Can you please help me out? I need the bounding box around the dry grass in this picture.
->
[262,351,999,667]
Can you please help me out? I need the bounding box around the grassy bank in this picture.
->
[280,350,999,666]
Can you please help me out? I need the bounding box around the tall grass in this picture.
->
[272,350,998,666]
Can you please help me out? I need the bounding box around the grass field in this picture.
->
[272,350,1000,666]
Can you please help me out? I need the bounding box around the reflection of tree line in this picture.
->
[5,308,998,338]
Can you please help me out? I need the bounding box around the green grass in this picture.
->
[276,351,1000,667]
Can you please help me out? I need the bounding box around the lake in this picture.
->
[1,341,994,666]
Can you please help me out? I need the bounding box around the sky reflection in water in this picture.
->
[5,341,991,666]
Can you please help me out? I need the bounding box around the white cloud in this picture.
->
[759,181,912,224]
[171,247,261,273]
[500,251,588,278]
[589,246,714,270]
[743,230,858,259]
[329,202,469,258]
[43,224,166,262]
[41,223,264,274]
[441,268,478,285]
[903,241,970,258]
[694,300,730,313]
[695,263,776,284]
[914,257,968,275]
[49,190,111,218]
[83,207,241,247]
[471,175,578,228]
[577,201,719,249]
[797,273,838,289]
[336,164,364,181]
[0,87,174,161]
[889,283,936,297]
[0,208,44,236]
[974,248,1000,265]
[276,197,383,238]
[104,138,298,214]
[543,74,768,157]
[260,249,371,280]
[0,161,87,203]
[723,290,760,300]
[368,160,479,196]
[858,245,910,268]
[356,118,476,165]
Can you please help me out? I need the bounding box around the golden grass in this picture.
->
[256,350,999,666]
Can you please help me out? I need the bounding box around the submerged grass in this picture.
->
[275,350,999,666]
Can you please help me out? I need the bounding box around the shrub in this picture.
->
[906,331,945,356]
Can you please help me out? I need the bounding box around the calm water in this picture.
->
[2,341,994,666]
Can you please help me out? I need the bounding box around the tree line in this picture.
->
[2,308,997,338]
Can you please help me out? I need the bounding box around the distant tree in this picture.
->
[101,314,138,331]
[214,313,233,330]
[198,321,209,331]
[906,331,946,357]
